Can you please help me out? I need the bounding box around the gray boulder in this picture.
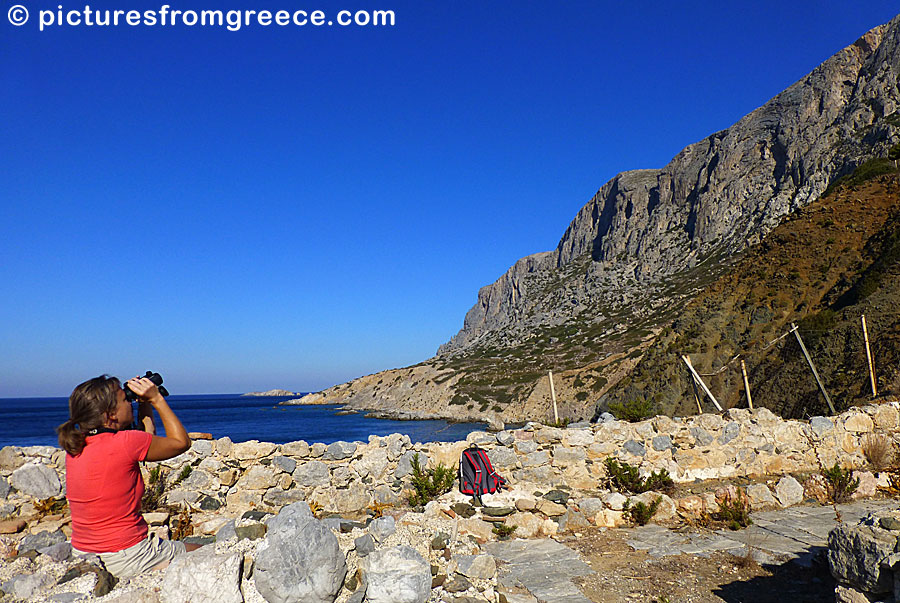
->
[829,523,899,593]
[369,516,396,542]
[272,455,297,474]
[216,519,237,542]
[39,541,72,562]
[255,514,347,603]
[455,554,497,579]
[355,534,375,557]
[0,476,10,499]
[362,545,430,603]
[292,461,330,487]
[266,501,315,534]
[809,416,834,437]
[623,440,646,457]
[324,441,357,460]
[161,548,243,603]
[19,529,66,553]
[10,462,61,499]
[486,447,518,470]
[2,572,53,600]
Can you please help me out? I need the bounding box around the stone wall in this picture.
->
[2,403,897,522]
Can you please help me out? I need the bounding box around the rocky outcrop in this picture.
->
[242,389,297,397]
[829,511,900,600]
[441,17,900,355]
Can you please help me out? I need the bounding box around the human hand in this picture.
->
[126,376,164,405]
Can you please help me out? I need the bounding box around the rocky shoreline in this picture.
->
[2,402,899,602]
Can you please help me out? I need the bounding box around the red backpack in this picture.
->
[458,446,506,505]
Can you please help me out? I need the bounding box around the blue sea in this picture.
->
[0,395,485,448]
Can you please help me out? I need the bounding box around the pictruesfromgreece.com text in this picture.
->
[7,4,396,32]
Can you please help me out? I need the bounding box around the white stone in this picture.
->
[774,476,804,507]
[161,548,243,603]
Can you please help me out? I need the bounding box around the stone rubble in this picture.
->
[0,402,899,602]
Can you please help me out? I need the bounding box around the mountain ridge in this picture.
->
[303,15,900,424]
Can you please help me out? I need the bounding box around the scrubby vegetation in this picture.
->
[408,453,455,506]
[713,489,753,530]
[605,458,675,494]
[608,398,657,422]
[623,497,661,526]
[823,463,860,503]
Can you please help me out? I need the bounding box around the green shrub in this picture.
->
[713,489,752,530]
[623,497,661,526]
[823,463,860,503]
[174,465,193,485]
[492,523,516,539]
[608,398,657,422]
[142,466,168,511]
[408,453,455,507]
[605,458,674,494]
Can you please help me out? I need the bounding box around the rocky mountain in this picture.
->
[305,15,900,424]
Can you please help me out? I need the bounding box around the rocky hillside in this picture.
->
[604,170,900,420]
[303,15,900,424]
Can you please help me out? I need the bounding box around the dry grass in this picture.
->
[862,433,893,471]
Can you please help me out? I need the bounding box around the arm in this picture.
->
[125,377,191,461]
[137,401,156,435]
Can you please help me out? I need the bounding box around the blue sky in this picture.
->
[2,1,898,397]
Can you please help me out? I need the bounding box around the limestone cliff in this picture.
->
[441,18,900,355]
[309,15,900,423]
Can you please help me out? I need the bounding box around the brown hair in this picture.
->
[56,375,121,456]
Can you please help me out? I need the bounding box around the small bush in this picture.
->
[623,497,661,526]
[408,453,455,507]
[713,489,752,530]
[174,465,192,485]
[643,469,676,495]
[547,418,570,428]
[823,463,860,503]
[605,458,674,494]
[142,466,168,511]
[608,398,657,422]
[492,523,516,539]
[862,434,893,471]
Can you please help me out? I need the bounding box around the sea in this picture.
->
[0,394,486,448]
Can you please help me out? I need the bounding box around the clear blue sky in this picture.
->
[2,1,898,397]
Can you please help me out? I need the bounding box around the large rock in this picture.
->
[455,554,497,579]
[255,511,347,603]
[292,461,331,487]
[10,462,61,499]
[362,545,431,603]
[0,447,25,471]
[745,484,779,510]
[232,440,277,460]
[774,476,805,507]
[829,523,899,593]
[236,466,278,490]
[160,548,243,603]
[324,441,357,460]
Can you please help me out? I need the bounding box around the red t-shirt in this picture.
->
[66,430,153,553]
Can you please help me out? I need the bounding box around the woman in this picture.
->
[57,374,199,578]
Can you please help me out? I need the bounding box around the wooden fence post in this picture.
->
[740,359,754,409]
[681,355,723,412]
[862,315,877,398]
[790,323,836,414]
[548,371,559,423]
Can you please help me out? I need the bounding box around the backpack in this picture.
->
[458,445,506,505]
